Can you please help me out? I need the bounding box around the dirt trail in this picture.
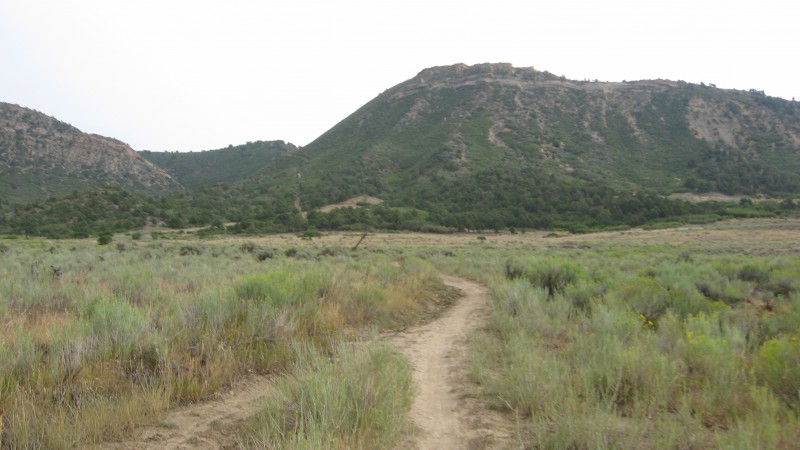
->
[100,377,274,450]
[390,275,514,449]
[101,275,511,449]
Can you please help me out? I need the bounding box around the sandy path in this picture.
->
[101,275,511,449]
[390,275,513,450]
[100,377,274,450]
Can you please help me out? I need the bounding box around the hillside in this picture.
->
[139,140,297,189]
[0,102,180,202]
[243,63,800,230]
[2,64,799,237]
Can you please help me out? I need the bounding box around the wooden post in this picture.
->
[352,232,368,251]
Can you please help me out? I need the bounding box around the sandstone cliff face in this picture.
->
[0,102,179,200]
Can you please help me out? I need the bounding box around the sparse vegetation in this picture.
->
[0,238,445,448]
[430,220,800,448]
[1,212,800,448]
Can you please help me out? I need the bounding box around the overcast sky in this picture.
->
[1,0,797,151]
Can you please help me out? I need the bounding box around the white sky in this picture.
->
[1,0,797,151]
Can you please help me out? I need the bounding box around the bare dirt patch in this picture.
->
[686,97,741,148]
[668,192,762,203]
[389,275,515,449]
[317,195,383,212]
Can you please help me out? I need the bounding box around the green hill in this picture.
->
[239,63,800,230]
[139,140,297,189]
[3,63,799,236]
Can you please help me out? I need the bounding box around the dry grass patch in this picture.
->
[0,240,450,448]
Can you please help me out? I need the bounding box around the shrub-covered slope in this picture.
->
[3,63,800,236]
[139,140,297,189]
[243,63,800,229]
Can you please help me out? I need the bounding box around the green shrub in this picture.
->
[85,297,149,357]
[490,331,570,417]
[285,248,310,259]
[297,230,322,240]
[179,245,201,256]
[492,279,545,318]
[564,281,604,312]
[235,275,296,307]
[504,257,527,280]
[755,335,800,407]
[737,264,769,284]
[525,260,579,297]
[234,268,331,310]
[97,234,112,245]
[617,277,670,321]
[695,278,750,305]
[256,249,274,261]
[576,335,680,416]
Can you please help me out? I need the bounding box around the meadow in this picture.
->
[430,219,800,449]
[0,218,799,448]
[0,235,449,448]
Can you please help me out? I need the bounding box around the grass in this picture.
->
[239,341,413,449]
[2,218,800,448]
[0,237,443,448]
[428,220,800,448]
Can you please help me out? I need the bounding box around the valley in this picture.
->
[1,62,800,448]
